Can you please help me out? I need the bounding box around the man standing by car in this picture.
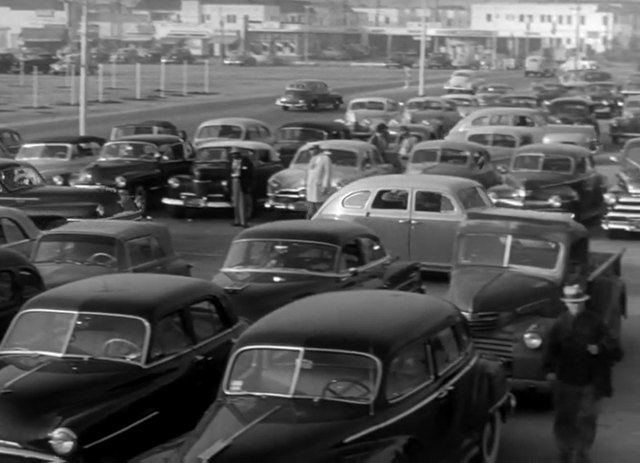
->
[230,149,255,228]
[368,123,390,154]
[305,145,332,219]
[543,284,623,463]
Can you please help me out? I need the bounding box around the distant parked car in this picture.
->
[493,92,541,108]
[0,52,18,73]
[583,82,624,118]
[193,117,272,146]
[275,79,343,112]
[273,121,351,166]
[462,126,536,168]
[475,83,515,106]
[400,96,462,138]
[50,54,98,75]
[223,52,257,66]
[427,51,453,69]
[110,120,181,141]
[546,97,600,137]
[384,51,417,68]
[610,95,640,144]
[12,52,57,73]
[441,93,481,117]
[162,47,195,64]
[524,55,556,77]
[338,97,403,138]
[443,69,485,94]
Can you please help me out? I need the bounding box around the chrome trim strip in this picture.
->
[343,354,479,444]
[161,198,232,208]
[0,446,63,462]
[84,411,160,449]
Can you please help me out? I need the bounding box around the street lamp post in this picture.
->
[418,0,427,96]
[79,0,88,135]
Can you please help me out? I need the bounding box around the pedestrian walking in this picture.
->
[543,284,623,463]
[368,123,390,155]
[229,149,255,227]
[304,145,333,219]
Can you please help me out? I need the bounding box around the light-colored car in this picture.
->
[265,139,396,212]
[541,128,600,154]
[462,126,537,168]
[560,59,598,72]
[400,96,462,138]
[441,93,481,117]
[193,117,272,147]
[337,97,403,138]
[524,55,556,77]
[314,174,493,271]
[443,69,485,94]
[15,136,105,185]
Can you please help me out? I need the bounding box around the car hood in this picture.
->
[164,397,368,463]
[504,171,572,190]
[448,266,557,313]
[193,161,230,181]
[0,355,138,444]
[85,159,159,180]
[348,110,391,121]
[421,163,475,178]
[12,184,117,204]
[35,262,117,289]
[270,166,356,190]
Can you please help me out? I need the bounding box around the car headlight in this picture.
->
[604,192,618,205]
[514,187,527,199]
[77,171,92,183]
[523,332,543,350]
[168,177,180,189]
[548,195,562,208]
[115,176,127,188]
[361,119,371,127]
[48,427,77,456]
[52,175,65,186]
[95,204,105,217]
[221,180,228,188]
[268,177,280,188]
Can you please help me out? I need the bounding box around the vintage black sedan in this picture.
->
[275,80,344,111]
[493,92,541,109]
[545,97,600,136]
[73,135,194,215]
[133,290,514,463]
[583,82,623,118]
[273,121,351,166]
[0,159,139,230]
[31,219,191,288]
[161,140,284,218]
[609,95,640,145]
[212,219,424,322]
[487,143,607,222]
[0,273,247,463]
[530,82,567,104]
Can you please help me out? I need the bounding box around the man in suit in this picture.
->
[230,149,255,227]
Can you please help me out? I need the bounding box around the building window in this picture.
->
[613,14,618,24]
[580,15,585,25]
[519,14,524,22]
[226,14,236,23]
[558,15,563,24]
[603,16,608,26]
[567,15,572,25]
[527,14,533,22]
[486,13,492,22]
[540,15,545,22]
[566,37,572,45]
[384,16,390,25]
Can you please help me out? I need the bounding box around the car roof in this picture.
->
[301,139,372,150]
[195,140,273,150]
[412,139,486,151]
[198,117,266,126]
[514,142,592,158]
[22,274,223,321]
[463,125,534,136]
[550,96,592,103]
[460,208,588,240]
[40,219,170,240]
[236,290,460,358]
[106,135,183,144]
[0,247,33,270]
[116,120,176,128]
[338,173,481,191]
[286,79,326,86]
[278,121,348,131]
[235,219,379,246]
[26,135,105,144]
[349,96,393,103]
[468,107,541,117]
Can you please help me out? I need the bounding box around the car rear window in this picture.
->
[411,149,438,163]
[342,191,371,209]
[457,186,490,209]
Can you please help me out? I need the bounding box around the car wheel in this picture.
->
[133,185,148,215]
[473,410,501,463]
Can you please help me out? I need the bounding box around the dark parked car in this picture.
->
[273,121,351,165]
[427,51,453,69]
[487,143,607,222]
[384,51,417,68]
[0,248,44,335]
[0,52,17,73]
[212,219,425,322]
[448,208,625,393]
[222,52,257,66]
[73,135,195,215]
[0,159,139,230]
[530,82,567,103]
[133,290,514,463]
[583,82,623,118]
[162,48,195,64]
[0,205,41,257]
[161,140,284,218]
[13,52,58,73]
[110,120,181,141]
[602,138,640,236]
[275,79,343,111]
[475,83,515,106]
[546,97,600,137]
[609,95,640,145]
[15,135,105,185]
[0,126,22,156]
[31,219,191,288]
[0,273,247,462]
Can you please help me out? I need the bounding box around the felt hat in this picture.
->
[560,284,590,303]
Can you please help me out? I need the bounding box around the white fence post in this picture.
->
[182,60,188,96]
[110,60,116,88]
[70,66,76,106]
[32,67,38,108]
[204,59,210,94]
[160,60,166,98]
[135,63,142,100]
[19,61,25,86]
[98,64,104,103]
[64,61,70,87]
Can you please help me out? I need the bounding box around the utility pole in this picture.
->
[375,0,380,27]
[79,0,88,135]
[574,3,581,70]
[418,0,427,96]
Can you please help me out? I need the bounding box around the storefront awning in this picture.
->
[20,26,67,43]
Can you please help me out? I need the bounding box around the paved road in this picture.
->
[23,69,640,462]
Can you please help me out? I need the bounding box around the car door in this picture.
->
[251,149,279,198]
[363,188,410,260]
[0,217,34,257]
[126,235,167,273]
[490,132,517,167]
[159,142,192,183]
[336,236,387,290]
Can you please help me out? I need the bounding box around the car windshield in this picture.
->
[32,234,120,268]
[550,102,589,115]
[293,148,358,167]
[223,239,339,273]
[0,309,148,364]
[17,143,71,160]
[349,101,386,111]
[277,127,327,142]
[100,141,161,160]
[284,90,307,97]
[512,153,573,173]
[586,84,616,93]
[448,97,472,106]
[112,126,156,139]
[196,124,243,140]
[584,72,612,82]
[0,165,45,191]
[225,347,379,404]
[411,148,467,164]
[407,100,443,110]
[457,234,562,271]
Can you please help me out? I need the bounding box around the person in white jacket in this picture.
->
[305,146,333,219]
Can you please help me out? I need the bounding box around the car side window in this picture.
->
[371,189,409,210]
[18,269,42,300]
[386,341,433,401]
[187,299,231,342]
[127,235,165,266]
[453,321,472,354]
[468,133,491,145]
[575,157,587,174]
[0,271,14,304]
[149,311,193,362]
[493,134,517,148]
[458,186,490,209]
[414,191,455,213]
[514,115,535,127]
[471,116,489,126]
[168,143,185,160]
[339,239,365,271]
[431,327,462,376]
[342,190,371,209]
[0,218,27,244]
[585,156,595,172]
[246,126,261,140]
[357,237,387,263]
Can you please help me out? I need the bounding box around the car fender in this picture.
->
[166,257,192,276]
[382,261,422,291]
[475,354,512,421]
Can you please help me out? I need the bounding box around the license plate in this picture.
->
[184,198,206,207]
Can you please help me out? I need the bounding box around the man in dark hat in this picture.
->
[368,122,390,154]
[543,284,623,463]
[229,149,255,227]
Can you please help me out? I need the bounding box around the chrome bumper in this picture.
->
[161,197,232,208]
[601,215,640,232]
[276,101,306,108]
[264,198,307,212]
[495,198,573,215]
[0,445,64,462]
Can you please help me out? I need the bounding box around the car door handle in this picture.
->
[398,219,410,224]
[436,385,454,399]
[410,220,420,225]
